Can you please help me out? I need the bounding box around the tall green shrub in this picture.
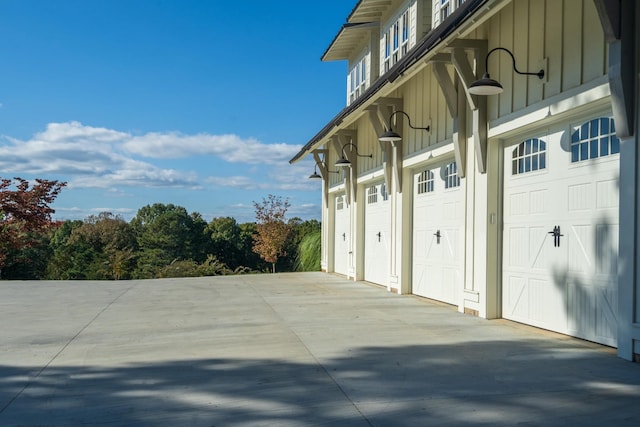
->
[295,230,321,271]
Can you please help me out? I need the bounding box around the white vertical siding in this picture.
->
[483,0,606,121]
[355,115,380,174]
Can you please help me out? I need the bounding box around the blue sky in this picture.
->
[0,1,353,223]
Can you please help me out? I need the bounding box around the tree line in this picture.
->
[0,178,321,280]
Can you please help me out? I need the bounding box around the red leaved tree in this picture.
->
[0,177,66,277]
[252,194,291,273]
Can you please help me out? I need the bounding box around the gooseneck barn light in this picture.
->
[468,47,545,96]
[308,164,339,179]
[335,143,372,168]
[308,167,322,180]
[378,110,430,143]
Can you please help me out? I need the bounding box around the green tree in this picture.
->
[252,194,291,273]
[238,222,265,271]
[73,213,138,279]
[46,220,87,279]
[206,216,243,269]
[46,214,137,280]
[130,203,209,278]
[1,226,53,279]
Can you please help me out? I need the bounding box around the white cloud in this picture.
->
[206,176,263,190]
[125,132,301,164]
[0,121,306,191]
[34,121,129,144]
[53,206,137,221]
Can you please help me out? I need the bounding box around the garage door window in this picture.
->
[417,170,435,194]
[571,117,619,163]
[444,162,460,189]
[381,183,389,201]
[336,196,344,210]
[512,138,547,175]
[367,185,378,204]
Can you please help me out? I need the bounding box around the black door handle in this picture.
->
[548,226,564,247]
[376,232,382,242]
[434,230,441,244]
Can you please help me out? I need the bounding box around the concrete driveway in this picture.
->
[1,273,639,426]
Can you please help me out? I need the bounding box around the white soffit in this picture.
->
[349,0,394,23]
[322,22,379,62]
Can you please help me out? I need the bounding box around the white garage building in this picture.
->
[291,0,640,361]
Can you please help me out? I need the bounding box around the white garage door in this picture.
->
[412,161,465,305]
[502,117,619,347]
[334,193,350,276]
[364,182,390,286]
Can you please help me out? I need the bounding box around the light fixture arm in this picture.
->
[387,110,430,132]
[485,47,544,79]
[335,142,372,168]
[340,142,373,159]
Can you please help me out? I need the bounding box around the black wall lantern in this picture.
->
[378,110,430,142]
[468,47,545,96]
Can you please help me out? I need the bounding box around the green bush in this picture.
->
[157,259,201,278]
[295,230,321,271]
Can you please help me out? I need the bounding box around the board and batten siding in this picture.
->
[327,119,382,189]
[355,115,382,175]
[400,65,456,158]
[482,0,607,121]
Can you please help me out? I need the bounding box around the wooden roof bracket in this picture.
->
[311,149,328,180]
[312,149,330,208]
[431,53,468,177]
[366,97,403,192]
[448,39,488,173]
[332,131,359,205]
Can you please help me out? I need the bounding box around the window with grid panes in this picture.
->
[401,11,409,55]
[512,138,547,175]
[440,0,451,21]
[571,117,620,163]
[348,56,367,104]
[383,9,411,73]
[417,169,434,194]
[444,162,460,189]
[367,185,378,204]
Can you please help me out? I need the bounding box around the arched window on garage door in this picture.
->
[417,169,434,194]
[512,138,547,175]
[367,185,378,204]
[444,162,460,189]
[571,117,620,163]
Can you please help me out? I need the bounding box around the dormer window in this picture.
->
[348,55,368,104]
[434,0,466,28]
[383,9,411,73]
[401,11,409,55]
[440,0,452,21]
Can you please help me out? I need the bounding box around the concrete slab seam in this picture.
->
[0,281,140,415]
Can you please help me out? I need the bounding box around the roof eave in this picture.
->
[290,0,490,164]
[321,22,379,62]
